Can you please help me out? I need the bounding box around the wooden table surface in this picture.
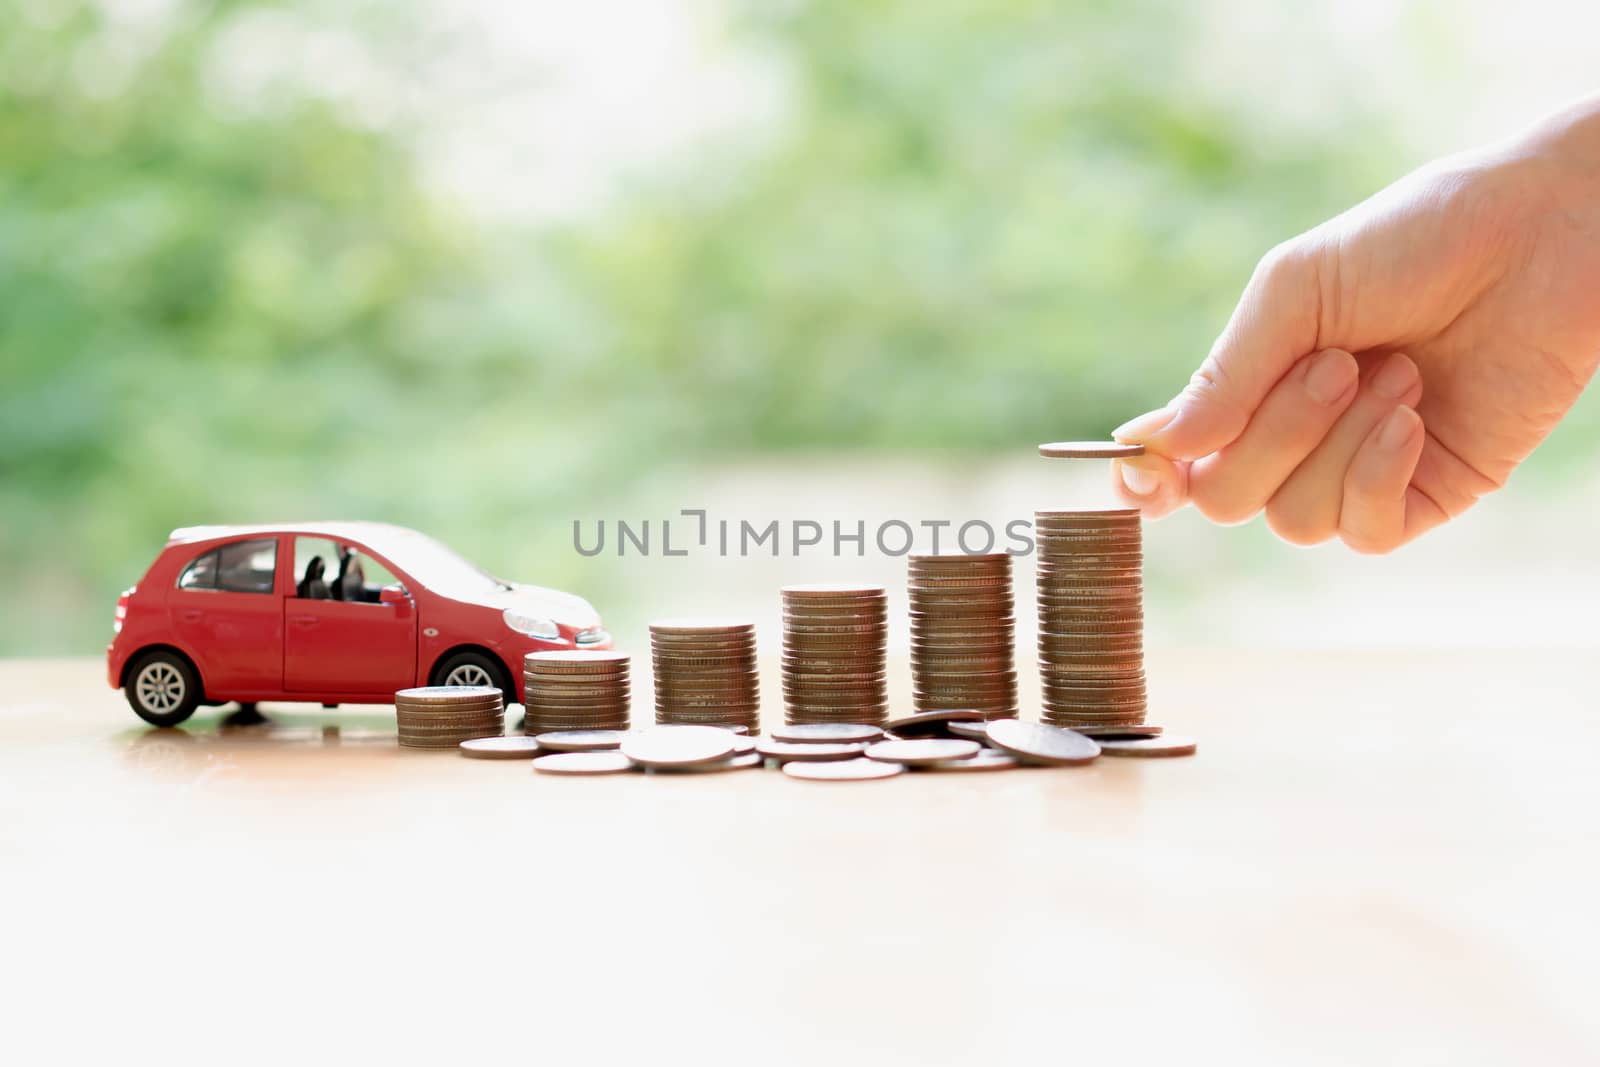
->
[4,651,1597,1065]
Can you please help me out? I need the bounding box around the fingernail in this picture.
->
[1372,353,1419,399]
[1117,461,1161,497]
[1112,406,1177,442]
[1303,348,1357,406]
[1378,406,1419,450]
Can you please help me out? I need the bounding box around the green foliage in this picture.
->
[1,0,1404,651]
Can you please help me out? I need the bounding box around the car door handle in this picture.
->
[181,610,203,623]
[290,616,319,628]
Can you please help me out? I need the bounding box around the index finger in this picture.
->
[1120,240,1324,461]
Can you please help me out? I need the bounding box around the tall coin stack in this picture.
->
[650,619,760,734]
[1034,508,1146,727]
[781,584,889,726]
[907,554,1017,718]
[523,651,631,736]
[394,685,505,749]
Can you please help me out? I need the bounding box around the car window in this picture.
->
[216,538,277,594]
[294,537,339,599]
[294,537,404,603]
[178,551,218,590]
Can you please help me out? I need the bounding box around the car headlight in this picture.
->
[503,609,560,640]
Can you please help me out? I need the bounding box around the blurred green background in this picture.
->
[4,0,1598,654]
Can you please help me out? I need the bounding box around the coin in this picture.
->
[1068,723,1164,739]
[397,723,504,738]
[534,729,627,752]
[756,739,869,762]
[915,750,1020,772]
[946,719,1002,740]
[646,752,765,774]
[770,723,885,744]
[864,738,981,765]
[531,751,636,775]
[459,736,542,759]
[1098,735,1197,758]
[885,709,985,737]
[649,618,755,634]
[985,720,1100,765]
[1038,441,1146,459]
[395,685,503,703]
[781,583,887,598]
[526,650,631,667]
[395,695,505,712]
[782,758,906,782]
[621,725,737,768]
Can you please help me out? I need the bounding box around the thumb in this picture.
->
[1117,240,1323,460]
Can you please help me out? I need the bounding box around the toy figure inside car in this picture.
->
[108,522,611,726]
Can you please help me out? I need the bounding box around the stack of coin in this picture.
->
[650,619,760,734]
[523,651,631,736]
[1034,508,1146,727]
[394,686,505,749]
[781,584,889,726]
[907,553,1017,718]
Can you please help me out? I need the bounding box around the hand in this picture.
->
[1109,95,1600,553]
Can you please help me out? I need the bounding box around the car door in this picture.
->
[167,537,286,693]
[283,537,417,694]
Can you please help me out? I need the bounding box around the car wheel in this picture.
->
[432,650,514,705]
[126,651,202,728]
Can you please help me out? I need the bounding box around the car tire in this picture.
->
[126,650,202,728]
[431,650,514,705]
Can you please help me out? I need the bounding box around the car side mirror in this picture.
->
[380,585,410,606]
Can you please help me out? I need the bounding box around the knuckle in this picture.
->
[1254,239,1310,293]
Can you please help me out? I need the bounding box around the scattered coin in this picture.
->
[756,739,869,762]
[621,725,737,768]
[916,750,1020,772]
[531,751,636,775]
[885,709,985,738]
[1070,723,1165,739]
[1097,734,1197,758]
[947,719,1007,740]
[458,736,542,759]
[985,720,1100,766]
[1038,441,1146,459]
[770,723,885,744]
[864,738,981,765]
[647,752,765,774]
[782,758,906,782]
[534,729,627,752]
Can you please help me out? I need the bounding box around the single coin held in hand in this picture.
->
[1039,441,1146,459]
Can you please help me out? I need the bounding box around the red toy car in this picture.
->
[108,522,612,726]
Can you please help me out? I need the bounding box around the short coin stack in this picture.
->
[395,685,505,749]
[523,651,631,736]
[650,619,760,734]
[1034,508,1147,728]
[907,553,1017,718]
[781,584,889,726]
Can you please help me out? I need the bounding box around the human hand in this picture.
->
[1110,95,1600,552]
